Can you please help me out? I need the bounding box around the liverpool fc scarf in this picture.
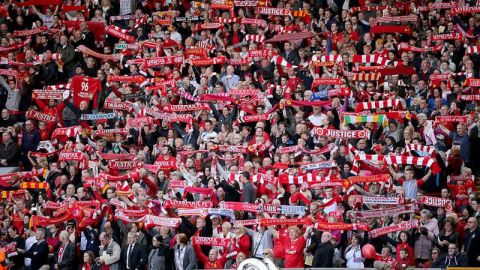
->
[370,220,419,238]
[314,221,370,231]
[76,45,122,62]
[354,196,403,205]
[451,6,480,15]
[144,215,182,228]
[105,26,135,43]
[374,15,417,25]
[348,204,417,219]
[13,26,48,37]
[259,218,310,226]
[192,237,231,246]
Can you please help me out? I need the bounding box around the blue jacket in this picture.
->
[21,130,40,154]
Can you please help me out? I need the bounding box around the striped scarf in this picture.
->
[467,46,480,54]
[352,54,397,66]
[244,34,265,44]
[355,99,402,112]
[405,144,436,156]
[271,55,297,68]
[343,114,388,126]
[350,72,381,81]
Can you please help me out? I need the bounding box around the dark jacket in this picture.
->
[208,103,238,128]
[21,129,40,154]
[0,139,18,166]
[121,242,147,270]
[312,241,335,268]
[281,50,301,66]
[56,43,76,73]
[24,240,49,270]
[242,182,257,204]
[464,227,480,267]
[55,242,76,270]
[437,255,468,267]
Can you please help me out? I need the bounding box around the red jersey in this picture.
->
[281,234,306,268]
[70,75,101,109]
[193,243,228,269]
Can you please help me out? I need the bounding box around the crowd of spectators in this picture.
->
[0,0,480,269]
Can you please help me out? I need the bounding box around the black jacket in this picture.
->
[24,240,49,270]
[437,255,468,267]
[55,242,76,270]
[312,241,335,268]
[465,227,480,267]
[0,139,18,166]
[121,242,147,270]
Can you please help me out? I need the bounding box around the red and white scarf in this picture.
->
[105,26,136,43]
[76,45,122,62]
[26,111,58,123]
[244,34,265,44]
[192,237,230,246]
[13,26,48,37]
[374,15,417,25]
[370,220,419,238]
[405,144,436,156]
[355,99,402,112]
[312,128,370,139]
[348,204,417,219]
[258,7,290,16]
[271,55,297,68]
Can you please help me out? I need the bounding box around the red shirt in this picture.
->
[193,243,228,269]
[273,228,286,259]
[231,234,250,258]
[281,234,306,268]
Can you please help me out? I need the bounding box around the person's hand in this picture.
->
[0,159,7,166]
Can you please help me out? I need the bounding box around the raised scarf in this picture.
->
[105,26,135,43]
[76,45,122,62]
[144,215,182,228]
[258,7,290,16]
[370,220,419,238]
[192,237,230,246]
[26,111,58,123]
[13,26,48,37]
[348,204,417,219]
[312,128,370,139]
[33,89,65,100]
[108,160,143,170]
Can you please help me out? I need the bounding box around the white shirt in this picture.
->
[200,131,218,144]
[308,113,327,127]
[170,31,182,44]
[175,246,185,270]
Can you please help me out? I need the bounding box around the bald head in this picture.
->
[321,232,332,243]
